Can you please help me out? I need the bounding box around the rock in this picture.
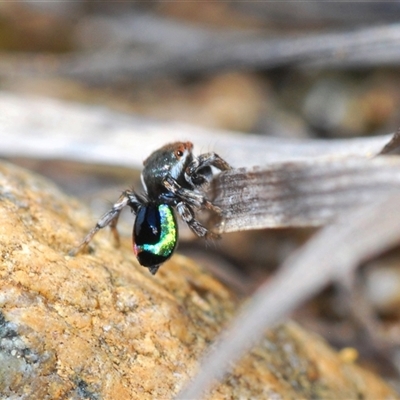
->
[0,161,397,399]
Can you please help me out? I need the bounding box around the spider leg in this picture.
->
[176,202,219,239]
[69,190,141,256]
[163,175,221,214]
[109,211,122,247]
[184,152,231,187]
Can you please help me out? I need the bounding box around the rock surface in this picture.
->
[0,161,397,399]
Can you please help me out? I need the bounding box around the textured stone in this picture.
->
[0,161,397,399]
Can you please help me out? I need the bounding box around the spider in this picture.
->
[69,141,232,275]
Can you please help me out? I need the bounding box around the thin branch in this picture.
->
[213,157,400,232]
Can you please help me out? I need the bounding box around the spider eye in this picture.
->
[175,149,183,158]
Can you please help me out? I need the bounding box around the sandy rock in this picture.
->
[0,161,397,399]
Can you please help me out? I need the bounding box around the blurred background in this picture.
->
[1,0,400,392]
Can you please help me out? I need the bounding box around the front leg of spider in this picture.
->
[163,174,220,214]
[69,190,141,256]
[185,152,232,187]
[175,201,209,238]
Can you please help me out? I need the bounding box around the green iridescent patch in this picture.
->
[138,204,177,257]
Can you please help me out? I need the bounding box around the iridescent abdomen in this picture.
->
[133,203,178,269]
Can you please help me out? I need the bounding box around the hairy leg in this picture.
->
[69,190,141,256]
[163,175,221,214]
[184,152,231,187]
[176,202,218,239]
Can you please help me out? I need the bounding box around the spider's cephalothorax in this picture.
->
[70,141,231,275]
